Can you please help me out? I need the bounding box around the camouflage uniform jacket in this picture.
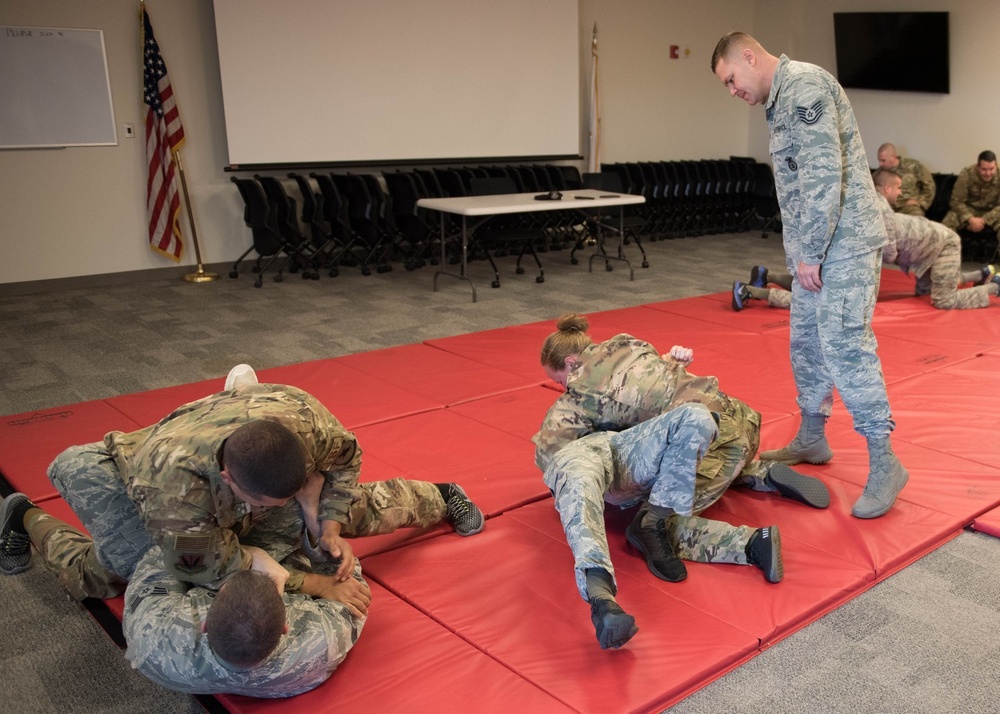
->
[894,156,935,212]
[877,193,953,277]
[765,55,886,270]
[124,546,365,697]
[533,334,728,473]
[948,164,1000,227]
[105,384,362,587]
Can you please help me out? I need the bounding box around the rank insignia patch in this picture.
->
[796,100,824,125]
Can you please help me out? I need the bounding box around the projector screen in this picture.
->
[213,0,581,168]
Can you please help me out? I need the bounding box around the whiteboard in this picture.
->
[0,26,118,149]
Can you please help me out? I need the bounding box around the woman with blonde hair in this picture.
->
[533,313,828,649]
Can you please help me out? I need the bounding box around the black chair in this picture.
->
[384,171,438,270]
[289,173,356,277]
[330,173,392,274]
[925,173,956,223]
[468,176,544,287]
[254,175,321,280]
[229,177,289,288]
[309,172,364,275]
[434,168,468,197]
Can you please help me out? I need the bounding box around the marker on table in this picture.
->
[574,195,595,200]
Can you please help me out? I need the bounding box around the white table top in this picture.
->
[416,188,644,216]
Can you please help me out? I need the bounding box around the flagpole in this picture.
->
[588,23,600,175]
[174,148,218,282]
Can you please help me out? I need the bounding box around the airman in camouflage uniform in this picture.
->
[544,406,764,602]
[942,152,1000,236]
[534,333,825,610]
[124,545,364,697]
[877,143,935,216]
[733,172,1000,312]
[875,169,1000,310]
[39,383,455,599]
[534,333,824,505]
[712,32,909,519]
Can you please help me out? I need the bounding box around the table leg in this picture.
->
[433,214,478,301]
[588,207,634,280]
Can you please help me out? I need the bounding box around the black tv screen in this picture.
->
[833,12,949,94]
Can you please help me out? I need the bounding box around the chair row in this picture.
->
[230,173,425,287]
[601,158,781,240]
[229,159,781,287]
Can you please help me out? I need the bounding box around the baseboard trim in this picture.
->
[0,263,232,297]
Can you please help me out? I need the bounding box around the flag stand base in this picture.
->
[184,267,219,283]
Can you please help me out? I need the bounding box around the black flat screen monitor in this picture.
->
[833,12,949,94]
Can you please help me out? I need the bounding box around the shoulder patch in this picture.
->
[795,100,824,125]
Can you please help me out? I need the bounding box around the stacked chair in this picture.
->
[254,175,323,281]
[230,176,316,288]
[229,158,779,288]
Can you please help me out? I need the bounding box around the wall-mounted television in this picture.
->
[833,12,949,94]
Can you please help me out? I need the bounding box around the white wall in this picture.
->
[2,0,997,286]
[748,0,1000,173]
[0,0,239,285]
[579,0,756,162]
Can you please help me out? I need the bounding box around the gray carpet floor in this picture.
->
[1,233,997,713]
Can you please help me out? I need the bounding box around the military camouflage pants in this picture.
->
[927,236,992,310]
[790,250,894,439]
[41,442,152,599]
[243,478,447,568]
[768,288,793,309]
[544,405,757,601]
[942,210,1000,235]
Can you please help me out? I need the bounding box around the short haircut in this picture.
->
[222,420,307,499]
[711,31,752,72]
[877,143,897,156]
[872,168,902,188]
[540,313,593,371]
[978,150,997,164]
[207,570,286,667]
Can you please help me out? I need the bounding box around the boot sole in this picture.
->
[763,526,783,583]
[766,464,831,509]
[758,449,833,466]
[594,610,639,650]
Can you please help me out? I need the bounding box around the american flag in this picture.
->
[143,7,185,261]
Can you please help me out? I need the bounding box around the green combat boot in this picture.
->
[852,438,909,519]
[759,413,833,465]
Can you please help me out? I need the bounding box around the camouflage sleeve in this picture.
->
[317,432,363,526]
[949,170,973,225]
[311,560,368,673]
[880,201,899,265]
[532,398,596,473]
[982,202,1000,230]
[132,479,251,587]
[917,161,935,210]
[786,77,841,264]
[123,546,194,671]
